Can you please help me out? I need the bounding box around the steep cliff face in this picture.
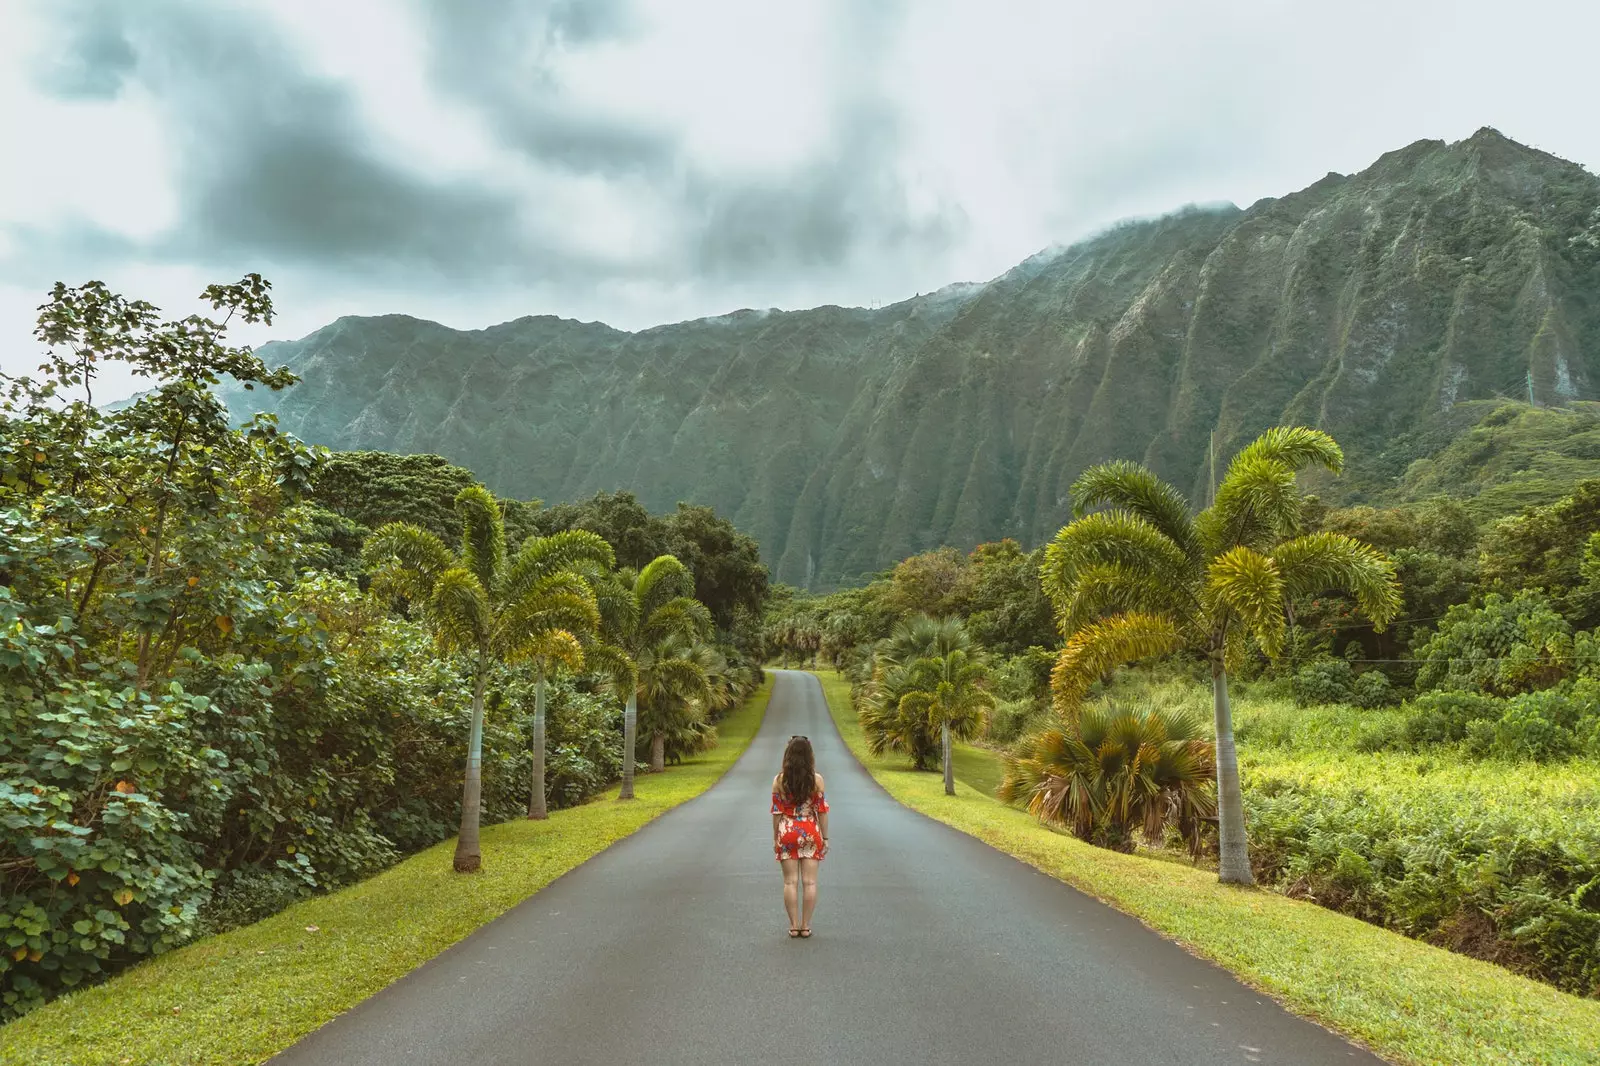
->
[221,129,1600,588]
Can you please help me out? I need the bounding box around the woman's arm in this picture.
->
[772,775,782,845]
[817,773,829,840]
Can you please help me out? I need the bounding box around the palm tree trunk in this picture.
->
[619,692,638,800]
[650,731,665,773]
[527,668,549,820]
[1211,658,1254,886]
[454,659,488,873]
[942,721,955,796]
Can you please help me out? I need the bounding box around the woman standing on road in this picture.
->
[773,735,829,938]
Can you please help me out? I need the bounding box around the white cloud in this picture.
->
[1,0,1597,399]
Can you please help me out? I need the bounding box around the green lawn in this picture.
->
[811,670,1600,1066]
[0,678,773,1066]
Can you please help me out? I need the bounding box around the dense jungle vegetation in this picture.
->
[767,443,1600,997]
[0,279,768,1018]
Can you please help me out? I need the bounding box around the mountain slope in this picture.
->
[220,129,1600,588]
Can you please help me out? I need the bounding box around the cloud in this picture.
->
[412,0,963,275]
[6,0,1600,398]
[28,2,136,100]
[18,1,611,286]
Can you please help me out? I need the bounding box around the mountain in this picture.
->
[218,128,1600,589]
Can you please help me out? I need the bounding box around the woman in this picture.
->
[772,734,829,938]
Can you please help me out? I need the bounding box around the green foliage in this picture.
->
[0,276,750,1019]
[1414,592,1574,696]
[1477,479,1600,625]
[309,451,542,550]
[1292,658,1357,706]
[1246,752,1600,996]
[1000,700,1216,857]
[858,616,982,770]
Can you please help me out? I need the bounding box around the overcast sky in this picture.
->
[2,0,1598,399]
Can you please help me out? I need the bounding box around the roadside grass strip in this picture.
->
[812,670,1600,1066]
[0,678,773,1066]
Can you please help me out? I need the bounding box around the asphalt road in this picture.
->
[272,669,1382,1065]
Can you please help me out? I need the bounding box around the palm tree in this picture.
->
[513,532,618,820]
[591,556,711,797]
[363,486,604,872]
[635,633,714,771]
[1025,427,1400,884]
[897,648,994,795]
[1000,701,1216,856]
[860,616,972,770]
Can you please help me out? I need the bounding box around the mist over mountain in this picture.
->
[219,128,1600,588]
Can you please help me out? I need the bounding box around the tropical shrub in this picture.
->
[1414,591,1573,696]
[859,616,976,771]
[1245,751,1600,995]
[1000,701,1216,857]
[1292,657,1355,706]
[1351,669,1394,710]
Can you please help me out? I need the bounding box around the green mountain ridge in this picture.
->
[217,127,1600,588]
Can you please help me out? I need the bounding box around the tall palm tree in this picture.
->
[1023,427,1400,884]
[363,486,603,872]
[591,556,711,797]
[860,616,972,770]
[513,532,618,820]
[897,648,994,795]
[1000,701,1216,857]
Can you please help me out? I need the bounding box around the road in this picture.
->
[272,669,1381,1065]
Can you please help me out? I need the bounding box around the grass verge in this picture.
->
[812,670,1600,1066]
[0,678,773,1066]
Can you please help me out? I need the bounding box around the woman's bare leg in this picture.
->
[780,858,800,930]
[799,858,820,931]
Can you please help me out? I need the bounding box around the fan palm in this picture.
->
[363,486,605,872]
[1023,427,1400,884]
[1000,701,1216,857]
[591,556,712,797]
[897,648,994,795]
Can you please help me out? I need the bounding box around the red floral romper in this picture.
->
[771,780,829,861]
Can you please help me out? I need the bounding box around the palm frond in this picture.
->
[511,628,586,673]
[362,522,454,599]
[454,486,506,593]
[640,596,712,644]
[500,583,602,651]
[1205,546,1286,656]
[1070,460,1201,560]
[1051,612,1186,713]
[426,567,492,653]
[503,529,615,604]
[1001,701,1215,857]
[1041,511,1194,618]
[583,641,639,693]
[1052,560,1198,635]
[1229,426,1343,475]
[1274,531,1402,630]
[635,555,695,618]
[1204,453,1299,550]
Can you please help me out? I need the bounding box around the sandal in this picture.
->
[788,928,801,938]
[798,928,812,938]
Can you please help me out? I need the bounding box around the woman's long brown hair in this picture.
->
[779,736,816,803]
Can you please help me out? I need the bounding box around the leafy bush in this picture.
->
[1291,657,1355,706]
[1414,591,1572,696]
[1352,669,1394,709]
[1245,751,1600,995]
[1401,690,1501,746]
